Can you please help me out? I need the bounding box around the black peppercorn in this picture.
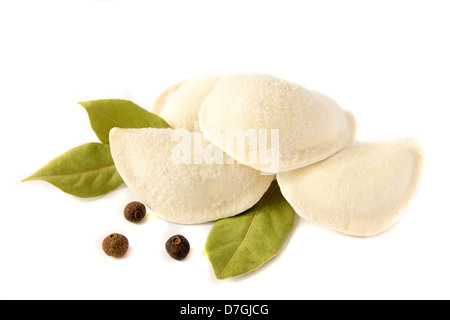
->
[102,233,129,258]
[124,201,146,223]
[165,234,190,260]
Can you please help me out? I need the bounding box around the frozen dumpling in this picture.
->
[110,127,273,224]
[310,90,357,147]
[149,80,187,116]
[277,139,424,236]
[150,76,221,131]
[198,73,353,173]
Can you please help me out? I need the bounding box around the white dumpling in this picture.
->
[150,75,221,131]
[277,139,424,236]
[343,111,357,147]
[310,90,357,147]
[110,127,273,224]
[149,80,187,115]
[198,73,353,173]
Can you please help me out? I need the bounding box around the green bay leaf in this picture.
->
[79,99,170,144]
[23,142,123,198]
[204,180,295,279]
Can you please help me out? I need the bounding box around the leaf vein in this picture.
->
[91,108,127,128]
[218,184,279,278]
[32,163,115,179]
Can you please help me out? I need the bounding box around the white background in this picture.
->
[1,0,449,300]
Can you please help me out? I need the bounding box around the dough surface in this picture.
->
[198,73,352,173]
[149,80,187,115]
[310,90,357,147]
[150,76,221,131]
[277,139,424,236]
[110,127,273,224]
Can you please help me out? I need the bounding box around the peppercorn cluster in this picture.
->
[102,201,190,260]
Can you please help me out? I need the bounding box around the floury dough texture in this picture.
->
[199,74,354,173]
[134,73,422,235]
[109,127,273,224]
[149,80,187,116]
[309,90,357,148]
[149,76,220,131]
[277,139,424,236]
[150,73,357,173]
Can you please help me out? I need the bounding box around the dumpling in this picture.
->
[277,139,424,236]
[150,75,221,131]
[109,127,273,224]
[198,73,353,173]
[149,80,187,116]
[309,90,357,147]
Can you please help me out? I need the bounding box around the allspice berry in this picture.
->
[165,234,190,261]
[124,201,146,223]
[102,233,129,258]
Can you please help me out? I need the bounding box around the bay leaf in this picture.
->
[23,142,123,198]
[79,99,170,144]
[204,180,295,279]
